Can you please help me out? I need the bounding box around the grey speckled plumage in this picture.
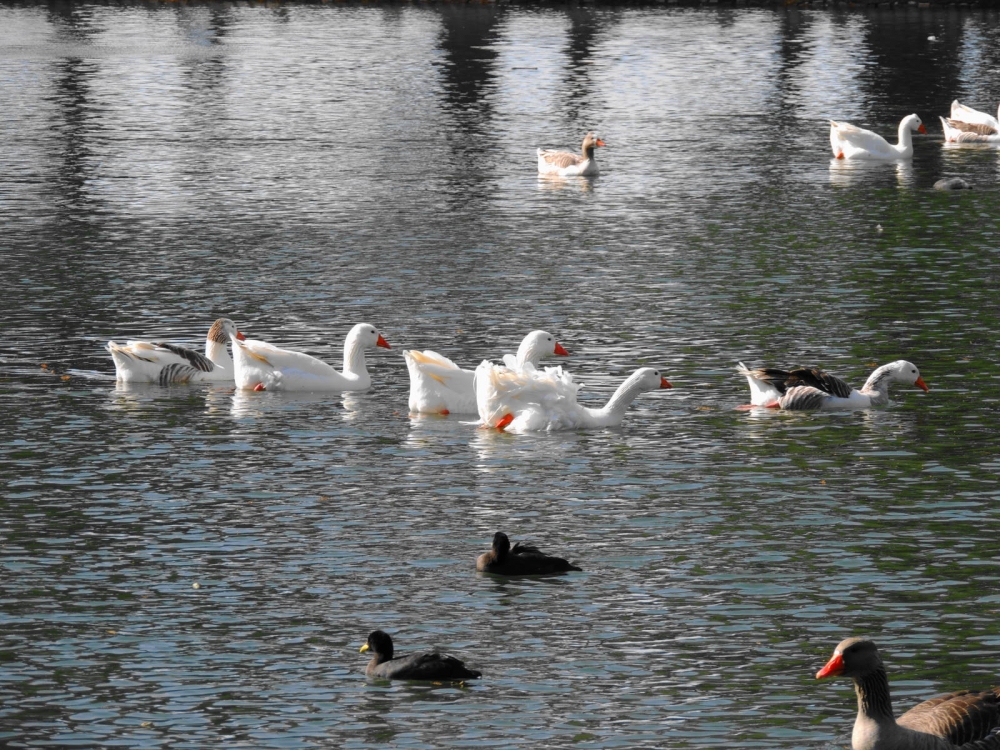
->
[817,637,1000,750]
[359,630,481,681]
[740,365,854,398]
[154,343,215,372]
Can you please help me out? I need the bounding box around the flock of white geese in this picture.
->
[98,103,1000,750]
[831,100,1000,161]
[106,318,929,432]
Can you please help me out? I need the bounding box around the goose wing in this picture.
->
[404,350,474,388]
[783,368,853,398]
[538,149,585,168]
[777,385,831,410]
[950,100,1000,131]
[832,121,894,158]
[237,338,338,379]
[898,688,1000,745]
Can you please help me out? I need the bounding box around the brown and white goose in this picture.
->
[107,318,246,384]
[816,637,1000,750]
[736,360,928,410]
[940,100,1000,144]
[537,132,606,177]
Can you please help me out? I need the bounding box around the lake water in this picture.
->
[2,2,1000,748]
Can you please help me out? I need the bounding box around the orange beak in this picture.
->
[236,331,247,341]
[376,334,391,350]
[914,376,929,392]
[495,413,514,431]
[595,138,607,147]
[660,377,672,389]
[554,342,569,356]
[816,652,844,679]
[918,123,927,134]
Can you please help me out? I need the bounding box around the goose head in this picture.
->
[816,637,882,680]
[888,360,928,391]
[582,132,607,152]
[904,114,927,135]
[633,367,673,392]
[517,330,569,365]
[216,318,246,343]
[349,323,391,350]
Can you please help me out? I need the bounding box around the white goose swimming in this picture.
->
[231,322,390,392]
[537,132,606,177]
[403,330,569,415]
[830,115,926,160]
[736,360,928,411]
[476,363,672,432]
[940,99,1000,143]
[107,318,246,384]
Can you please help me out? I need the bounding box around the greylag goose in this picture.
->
[107,318,246,384]
[816,637,1000,750]
[941,100,1000,144]
[359,630,481,681]
[736,360,928,410]
[830,115,926,160]
[230,323,390,392]
[476,532,582,575]
[537,132,606,176]
[476,364,672,432]
[403,330,568,415]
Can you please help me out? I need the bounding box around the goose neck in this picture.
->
[515,340,537,368]
[343,336,369,377]
[854,668,895,724]
[896,121,915,153]
[601,373,646,417]
[205,338,233,371]
[859,365,893,405]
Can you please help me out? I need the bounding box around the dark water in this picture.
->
[2,2,1000,748]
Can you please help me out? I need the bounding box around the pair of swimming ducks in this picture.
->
[360,531,578,680]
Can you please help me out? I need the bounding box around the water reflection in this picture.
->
[434,6,502,142]
[557,7,612,123]
[536,174,594,192]
[828,157,915,188]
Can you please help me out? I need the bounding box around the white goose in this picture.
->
[830,115,926,160]
[537,132,606,177]
[940,99,1000,143]
[403,330,569,415]
[736,360,928,411]
[107,318,246,384]
[231,322,390,392]
[476,363,672,432]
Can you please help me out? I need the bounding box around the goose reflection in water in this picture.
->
[229,388,348,421]
[828,158,914,189]
[107,381,225,413]
[536,174,594,193]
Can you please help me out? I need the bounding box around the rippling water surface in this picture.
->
[2,2,1000,747]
